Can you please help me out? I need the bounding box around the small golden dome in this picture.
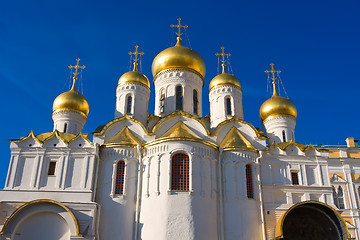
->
[259,87,297,122]
[209,72,241,92]
[152,38,206,78]
[53,80,89,116]
[118,70,150,88]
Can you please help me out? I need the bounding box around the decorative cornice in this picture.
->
[153,67,204,86]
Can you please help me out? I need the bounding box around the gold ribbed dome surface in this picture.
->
[152,38,206,78]
[118,70,150,88]
[259,93,297,121]
[209,72,241,92]
[53,84,89,116]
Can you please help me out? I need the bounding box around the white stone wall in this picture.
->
[209,85,243,129]
[263,115,296,144]
[115,83,150,126]
[52,110,87,135]
[153,69,203,117]
[139,141,218,240]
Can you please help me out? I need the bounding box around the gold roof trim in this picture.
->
[274,201,351,240]
[150,110,210,135]
[211,116,267,139]
[104,126,142,147]
[10,130,92,145]
[0,199,82,236]
[158,121,200,139]
[267,140,329,153]
[219,126,256,151]
[93,114,149,136]
[144,137,218,149]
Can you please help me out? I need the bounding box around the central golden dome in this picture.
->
[259,87,297,122]
[53,80,89,116]
[209,72,241,92]
[152,38,206,78]
[118,70,150,88]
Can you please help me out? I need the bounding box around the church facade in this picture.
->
[0,20,359,240]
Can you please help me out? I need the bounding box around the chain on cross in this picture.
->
[215,46,231,73]
[170,18,188,40]
[129,45,144,71]
[68,58,85,79]
[265,63,281,84]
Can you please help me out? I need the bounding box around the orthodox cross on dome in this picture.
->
[265,63,281,96]
[215,46,231,73]
[128,45,144,71]
[68,58,85,91]
[68,58,85,79]
[170,18,188,40]
[265,63,281,84]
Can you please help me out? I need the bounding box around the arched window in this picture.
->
[333,186,345,209]
[226,97,232,116]
[160,88,165,113]
[126,96,132,114]
[176,86,183,111]
[282,130,286,142]
[64,123,67,133]
[193,89,198,114]
[246,164,254,199]
[171,153,189,191]
[115,161,125,195]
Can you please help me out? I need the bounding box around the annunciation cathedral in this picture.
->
[0,19,359,240]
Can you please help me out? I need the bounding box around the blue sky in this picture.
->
[1,0,359,187]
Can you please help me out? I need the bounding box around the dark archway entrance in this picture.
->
[276,201,350,240]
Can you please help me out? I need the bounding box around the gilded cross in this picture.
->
[68,58,85,79]
[170,18,188,39]
[128,45,144,71]
[215,47,231,73]
[265,63,281,83]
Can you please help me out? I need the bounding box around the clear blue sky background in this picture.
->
[1,0,359,188]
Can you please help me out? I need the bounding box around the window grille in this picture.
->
[171,153,189,191]
[115,161,125,194]
[291,172,299,185]
[226,98,232,116]
[160,88,165,113]
[176,86,183,110]
[246,164,254,199]
[193,89,198,114]
[127,96,132,114]
[48,162,56,176]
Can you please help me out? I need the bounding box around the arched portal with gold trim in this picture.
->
[0,199,81,240]
[275,201,351,240]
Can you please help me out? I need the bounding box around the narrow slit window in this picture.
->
[126,96,132,114]
[115,161,125,195]
[193,89,198,115]
[282,130,286,142]
[246,164,254,199]
[160,88,165,113]
[226,98,232,116]
[64,123,67,133]
[291,172,299,185]
[176,86,183,111]
[48,162,56,176]
[171,153,189,191]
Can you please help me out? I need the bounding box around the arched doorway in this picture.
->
[275,201,350,240]
[0,199,81,239]
[13,211,70,240]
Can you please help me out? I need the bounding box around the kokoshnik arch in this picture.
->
[0,18,359,240]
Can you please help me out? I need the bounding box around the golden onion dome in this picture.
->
[259,85,297,122]
[53,80,89,116]
[209,71,241,92]
[118,68,150,88]
[152,38,206,78]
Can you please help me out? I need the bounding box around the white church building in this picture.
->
[0,19,359,240]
